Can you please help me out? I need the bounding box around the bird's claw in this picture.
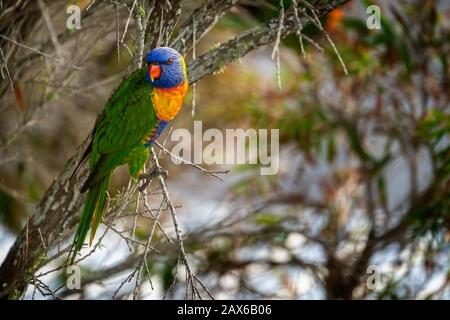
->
[138,168,168,192]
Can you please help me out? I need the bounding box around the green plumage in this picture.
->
[68,68,155,264]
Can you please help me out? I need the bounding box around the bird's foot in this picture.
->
[138,168,168,192]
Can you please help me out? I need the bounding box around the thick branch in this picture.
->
[0,139,90,299]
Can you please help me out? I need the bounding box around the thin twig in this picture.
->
[37,0,61,54]
[149,147,204,299]
[86,0,97,11]
[154,141,229,181]
[0,34,82,70]
[292,0,305,57]
[301,0,348,75]
[0,47,13,91]
[271,0,285,90]
[121,0,137,43]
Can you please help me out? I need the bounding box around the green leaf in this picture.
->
[254,213,281,226]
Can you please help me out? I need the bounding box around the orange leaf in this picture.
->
[14,84,25,111]
[326,8,344,31]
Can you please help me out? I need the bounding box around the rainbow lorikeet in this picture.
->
[68,47,188,263]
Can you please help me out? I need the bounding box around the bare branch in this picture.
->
[171,0,237,55]
[145,0,183,50]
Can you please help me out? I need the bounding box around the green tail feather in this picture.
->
[67,174,110,265]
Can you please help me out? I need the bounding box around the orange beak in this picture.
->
[149,64,161,81]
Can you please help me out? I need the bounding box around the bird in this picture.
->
[67,47,188,264]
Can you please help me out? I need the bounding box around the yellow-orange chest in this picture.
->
[152,80,188,121]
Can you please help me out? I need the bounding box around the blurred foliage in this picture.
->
[179,0,449,299]
[0,0,449,299]
[414,109,450,235]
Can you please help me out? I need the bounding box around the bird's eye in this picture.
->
[166,58,174,65]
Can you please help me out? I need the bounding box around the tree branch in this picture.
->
[144,0,183,50]
[187,0,350,84]
[171,0,237,55]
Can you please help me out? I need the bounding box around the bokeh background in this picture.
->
[0,0,449,299]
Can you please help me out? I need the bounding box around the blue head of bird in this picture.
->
[145,47,186,89]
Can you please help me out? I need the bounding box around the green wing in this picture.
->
[68,68,156,264]
[83,68,156,190]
